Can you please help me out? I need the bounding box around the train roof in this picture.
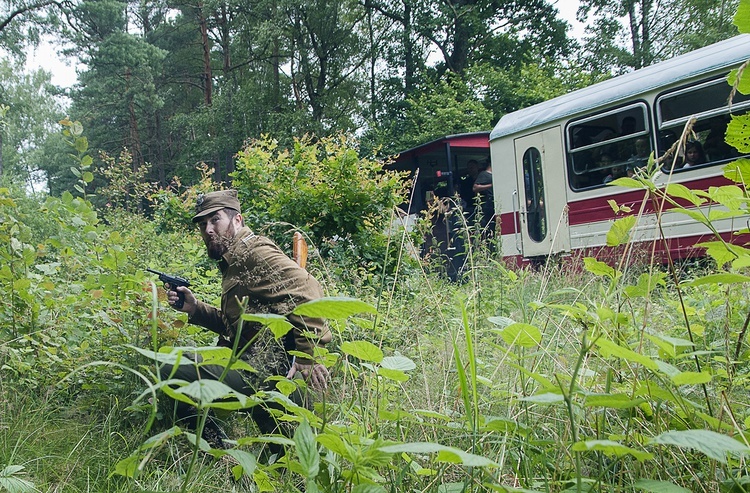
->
[393,131,490,158]
[490,34,750,142]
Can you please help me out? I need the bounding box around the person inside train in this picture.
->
[626,138,650,177]
[681,140,707,168]
[703,119,735,162]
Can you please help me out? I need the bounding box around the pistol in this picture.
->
[146,268,191,309]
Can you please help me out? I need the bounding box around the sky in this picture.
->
[26,37,80,88]
[23,0,587,90]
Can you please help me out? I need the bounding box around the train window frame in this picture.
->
[565,102,653,191]
[656,75,750,172]
[657,76,750,130]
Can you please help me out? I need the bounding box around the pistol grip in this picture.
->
[174,290,185,309]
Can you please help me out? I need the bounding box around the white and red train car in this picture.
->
[490,34,750,266]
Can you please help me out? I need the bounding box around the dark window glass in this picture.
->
[657,77,750,172]
[522,147,547,243]
[567,103,651,190]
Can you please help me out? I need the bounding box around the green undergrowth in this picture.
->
[3,11,750,489]
[3,172,750,492]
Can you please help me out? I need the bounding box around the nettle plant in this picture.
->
[119,295,506,493]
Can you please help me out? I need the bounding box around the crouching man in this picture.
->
[161,189,331,452]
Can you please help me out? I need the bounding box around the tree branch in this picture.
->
[0,0,63,32]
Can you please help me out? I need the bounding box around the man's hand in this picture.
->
[287,361,329,391]
[167,285,197,316]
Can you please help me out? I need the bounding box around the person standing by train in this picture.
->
[472,160,495,243]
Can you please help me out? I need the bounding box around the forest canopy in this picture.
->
[0,0,741,195]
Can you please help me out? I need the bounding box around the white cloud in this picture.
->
[25,37,81,88]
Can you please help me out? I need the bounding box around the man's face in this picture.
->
[198,209,239,260]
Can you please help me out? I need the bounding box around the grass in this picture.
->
[3,195,750,492]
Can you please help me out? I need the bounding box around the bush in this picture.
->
[231,133,411,283]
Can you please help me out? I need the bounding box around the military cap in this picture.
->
[192,189,241,222]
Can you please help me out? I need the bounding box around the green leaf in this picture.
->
[292,296,376,319]
[606,215,637,246]
[707,184,745,210]
[583,257,620,279]
[435,449,497,467]
[583,393,645,409]
[74,136,88,153]
[595,338,658,370]
[609,177,645,188]
[316,434,350,457]
[500,323,542,347]
[684,273,750,286]
[113,454,140,478]
[624,271,667,298]
[81,154,94,167]
[506,362,556,391]
[572,440,653,461]
[71,120,84,136]
[378,367,410,382]
[177,380,244,405]
[126,345,195,366]
[695,241,747,267]
[379,442,499,467]
[294,420,320,479]
[707,209,747,221]
[487,316,515,329]
[645,333,694,358]
[141,426,182,450]
[222,449,256,477]
[649,430,750,463]
[723,158,750,183]
[381,355,416,371]
[0,465,36,493]
[734,0,750,32]
[352,485,388,493]
[486,487,545,493]
[664,183,705,206]
[671,207,709,226]
[518,393,565,405]
[341,340,384,363]
[671,370,712,386]
[481,417,529,436]
[633,479,692,493]
[727,113,750,153]
[241,313,293,338]
[82,171,94,183]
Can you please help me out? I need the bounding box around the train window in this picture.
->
[657,77,750,172]
[566,103,652,190]
[522,147,547,242]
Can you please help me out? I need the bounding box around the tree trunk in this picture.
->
[404,1,414,97]
[198,4,213,106]
[126,67,144,212]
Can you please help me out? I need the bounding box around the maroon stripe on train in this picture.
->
[567,175,735,226]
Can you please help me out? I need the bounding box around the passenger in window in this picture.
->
[682,140,707,168]
[620,116,637,136]
[658,130,679,169]
[626,138,650,177]
[600,154,623,184]
[703,119,735,162]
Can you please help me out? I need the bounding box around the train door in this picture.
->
[514,128,570,257]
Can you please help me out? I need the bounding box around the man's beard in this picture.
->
[206,230,235,260]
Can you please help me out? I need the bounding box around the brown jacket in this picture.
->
[189,226,330,365]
